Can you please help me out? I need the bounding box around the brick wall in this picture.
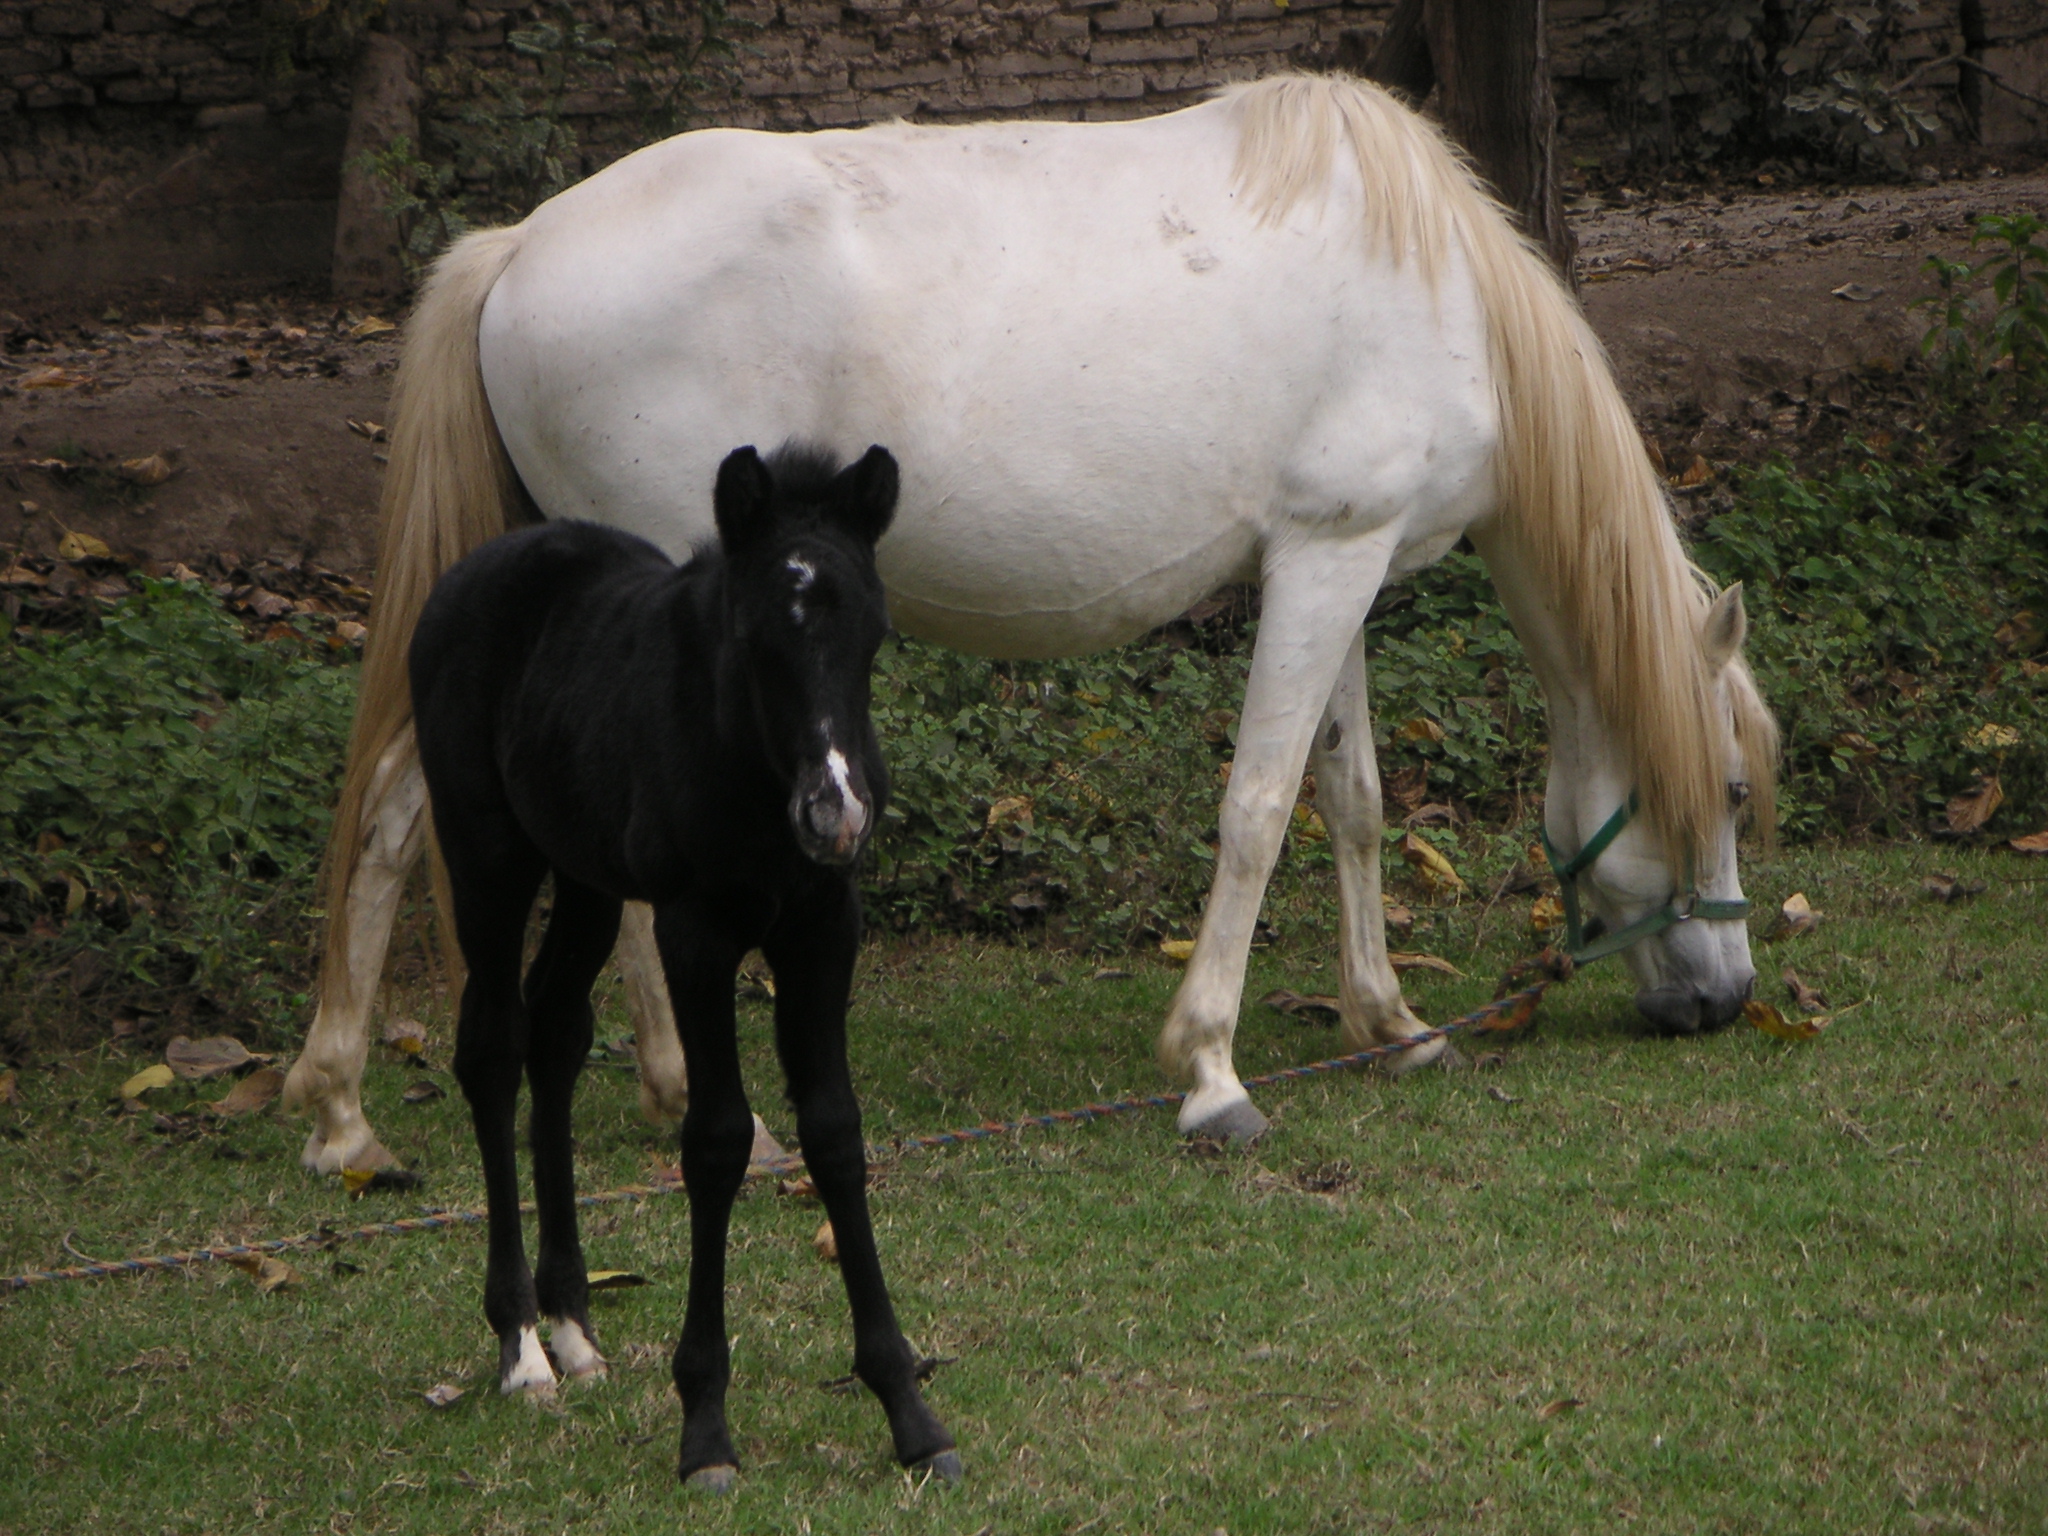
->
[1,0,2034,308]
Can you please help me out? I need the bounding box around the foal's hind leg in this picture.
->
[284,727,425,1173]
[447,844,554,1393]
[764,885,958,1480]
[1308,628,1453,1072]
[652,900,757,1490]
[523,876,624,1380]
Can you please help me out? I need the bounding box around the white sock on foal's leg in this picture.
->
[503,1324,557,1394]
[548,1317,607,1379]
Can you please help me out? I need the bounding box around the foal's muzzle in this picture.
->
[790,761,873,867]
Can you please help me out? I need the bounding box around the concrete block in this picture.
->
[981,49,1067,75]
[0,41,68,74]
[1160,2,1217,24]
[194,100,265,127]
[1206,21,1311,56]
[68,39,150,78]
[1090,33,1197,62]
[176,69,259,103]
[110,6,167,31]
[31,5,104,37]
[1097,5,1156,31]
[850,56,960,89]
[24,75,93,106]
[102,73,175,101]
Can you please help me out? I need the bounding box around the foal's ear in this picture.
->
[713,445,773,552]
[833,445,898,545]
[1701,582,1748,672]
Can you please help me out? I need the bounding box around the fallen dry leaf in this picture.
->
[1922,871,1986,902]
[1673,454,1715,490]
[165,1035,260,1080]
[1766,892,1820,940]
[0,1069,18,1105]
[813,1219,839,1264]
[1994,612,2041,652]
[0,562,48,587]
[1399,716,1447,744]
[116,453,174,487]
[1947,776,2004,836]
[226,1253,298,1294]
[349,316,397,339]
[1159,938,1197,963]
[1782,968,1828,1013]
[1529,893,1566,936]
[342,1166,422,1197]
[119,1063,175,1098]
[1382,896,1415,935]
[778,1175,818,1199]
[1831,281,1883,302]
[586,1270,648,1291]
[1389,951,1462,978]
[21,365,90,389]
[380,1018,426,1056]
[1538,1397,1584,1419]
[400,1078,445,1104]
[344,418,389,442]
[56,529,112,561]
[1745,999,1827,1041]
[2010,829,2048,855]
[1966,722,2020,752]
[1403,802,1455,828]
[1398,832,1465,896]
[209,1065,284,1117]
[1261,988,1342,1025]
[423,1382,465,1408]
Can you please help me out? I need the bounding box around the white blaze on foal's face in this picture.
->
[786,556,815,625]
[825,745,866,839]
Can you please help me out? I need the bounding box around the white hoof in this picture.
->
[301,1123,398,1176]
[549,1317,607,1380]
[637,1077,689,1127]
[503,1325,558,1395]
[1176,1083,1269,1142]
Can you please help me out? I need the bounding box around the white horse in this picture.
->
[284,73,1778,1171]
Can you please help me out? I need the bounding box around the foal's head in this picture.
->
[713,442,898,867]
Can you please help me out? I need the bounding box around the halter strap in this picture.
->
[1538,791,1750,965]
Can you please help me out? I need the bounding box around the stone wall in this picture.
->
[2,0,2038,309]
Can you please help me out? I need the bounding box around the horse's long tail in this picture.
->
[317,226,531,1012]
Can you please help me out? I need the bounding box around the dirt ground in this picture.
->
[2,166,2045,584]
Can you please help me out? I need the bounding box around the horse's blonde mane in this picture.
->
[1223,73,1777,866]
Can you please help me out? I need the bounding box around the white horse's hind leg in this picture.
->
[1160,536,1395,1139]
[1308,631,1451,1071]
[617,901,688,1124]
[282,728,426,1173]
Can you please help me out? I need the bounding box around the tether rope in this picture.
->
[1,971,1560,1293]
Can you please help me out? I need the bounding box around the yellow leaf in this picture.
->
[65,875,88,915]
[1946,775,2003,835]
[984,794,1033,834]
[348,316,397,340]
[1744,999,1826,1041]
[116,453,175,486]
[1966,723,2020,752]
[341,1166,376,1196]
[56,529,112,561]
[1529,893,1565,935]
[1398,832,1465,895]
[120,1063,174,1098]
[225,1253,298,1293]
[1159,938,1197,963]
[813,1219,839,1264]
[1765,891,1821,940]
[585,1270,648,1290]
[1399,716,1446,744]
[381,1017,426,1055]
[1388,951,1463,977]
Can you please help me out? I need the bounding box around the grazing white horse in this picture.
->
[284,73,1777,1169]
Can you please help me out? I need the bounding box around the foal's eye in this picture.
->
[1728,781,1751,809]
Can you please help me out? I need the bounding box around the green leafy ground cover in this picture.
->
[1,842,2042,1533]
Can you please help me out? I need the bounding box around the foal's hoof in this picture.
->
[911,1449,964,1484]
[1180,1096,1270,1144]
[685,1464,738,1495]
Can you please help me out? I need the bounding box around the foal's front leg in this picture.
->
[765,884,958,1480]
[1308,628,1453,1070]
[653,902,756,1492]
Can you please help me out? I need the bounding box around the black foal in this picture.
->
[410,442,957,1489]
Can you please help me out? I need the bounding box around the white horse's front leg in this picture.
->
[1160,536,1393,1139]
[617,900,689,1124]
[1308,630,1452,1071]
[282,728,425,1173]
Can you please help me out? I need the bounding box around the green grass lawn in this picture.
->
[1,841,2043,1534]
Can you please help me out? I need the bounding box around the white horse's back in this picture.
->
[478,94,1500,656]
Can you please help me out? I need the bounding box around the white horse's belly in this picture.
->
[478,103,1499,658]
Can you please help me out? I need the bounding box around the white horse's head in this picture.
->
[1544,584,1778,1034]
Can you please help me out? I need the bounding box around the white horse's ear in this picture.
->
[1702,582,1747,671]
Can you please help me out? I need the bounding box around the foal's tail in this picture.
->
[318,225,531,1012]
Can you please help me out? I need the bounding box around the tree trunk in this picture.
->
[1367,0,1578,285]
[331,33,420,304]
